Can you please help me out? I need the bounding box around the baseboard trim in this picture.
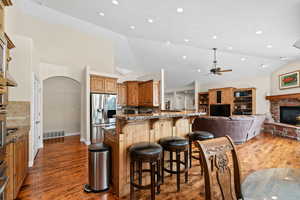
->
[29,160,34,168]
[80,138,91,145]
[65,132,80,137]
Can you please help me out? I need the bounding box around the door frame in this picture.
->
[32,73,42,161]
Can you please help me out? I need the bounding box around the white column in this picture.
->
[194,80,199,111]
[173,91,177,110]
[184,92,187,110]
[161,69,165,110]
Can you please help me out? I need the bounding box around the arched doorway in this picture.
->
[43,76,81,142]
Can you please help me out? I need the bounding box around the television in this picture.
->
[210,104,231,117]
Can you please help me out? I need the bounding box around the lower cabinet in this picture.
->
[4,142,13,200]
[5,129,29,200]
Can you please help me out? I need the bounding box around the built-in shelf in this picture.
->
[233,88,256,115]
[198,92,209,113]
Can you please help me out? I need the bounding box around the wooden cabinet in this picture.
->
[125,81,139,106]
[13,133,28,199]
[4,142,13,200]
[121,80,160,107]
[207,87,256,116]
[105,78,117,93]
[90,75,117,94]
[117,83,127,106]
[209,87,234,105]
[139,81,153,106]
[4,129,29,200]
[138,80,160,107]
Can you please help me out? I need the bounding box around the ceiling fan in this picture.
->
[209,48,232,75]
[294,39,300,49]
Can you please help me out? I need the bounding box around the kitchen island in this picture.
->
[104,111,206,197]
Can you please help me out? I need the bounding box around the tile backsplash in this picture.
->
[6,101,31,128]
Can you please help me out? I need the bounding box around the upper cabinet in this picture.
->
[124,81,139,106]
[90,75,117,94]
[122,80,160,107]
[209,87,234,105]
[117,83,127,106]
[139,80,160,107]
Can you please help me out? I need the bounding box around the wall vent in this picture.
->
[43,131,65,140]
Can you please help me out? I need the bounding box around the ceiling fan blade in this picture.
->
[219,69,233,72]
[216,72,223,76]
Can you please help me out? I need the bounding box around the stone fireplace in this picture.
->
[265,94,300,140]
[270,98,300,124]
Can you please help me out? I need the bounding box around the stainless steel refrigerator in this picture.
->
[90,93,116,144]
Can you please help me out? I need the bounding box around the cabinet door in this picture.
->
[13,134,28,199]
[138,83,145,106]
[222,88,233,104]
[121,84,127,106]
[117,83,127,106]
[126,82,139,106]
[105,78,117,94]
[143,81,153,106]
[4,143,13,200]
[90,75,105,93]
[153,81,160,107]
[117,83,122,105]
[208,90,217,104]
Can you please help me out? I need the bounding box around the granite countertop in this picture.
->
[6,126,30,144]
[115,111,207,121]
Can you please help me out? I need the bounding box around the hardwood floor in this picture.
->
[17,134,300,200]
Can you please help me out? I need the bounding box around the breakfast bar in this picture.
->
[104,111,205,197]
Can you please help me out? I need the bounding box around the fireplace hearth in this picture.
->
[280,106,300,125]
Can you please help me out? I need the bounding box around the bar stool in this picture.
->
[129,142,163,200]
[188,131,214,171]
[159,136,189,192]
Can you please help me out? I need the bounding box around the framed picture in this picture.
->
[279,71,300,90]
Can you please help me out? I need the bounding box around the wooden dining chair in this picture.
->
[195,136,244,200]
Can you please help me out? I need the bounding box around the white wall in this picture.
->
[5,0,117,166]
[43,77,81,135]
[199,75,271,114]
[271,61,300,95]
[9,35,33,101]
[8,34,41,167]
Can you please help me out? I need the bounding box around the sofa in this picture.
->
[192,115,266,144]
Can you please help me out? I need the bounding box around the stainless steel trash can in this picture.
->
[84,143,110,193]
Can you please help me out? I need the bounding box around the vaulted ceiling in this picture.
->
[33,0,300,89]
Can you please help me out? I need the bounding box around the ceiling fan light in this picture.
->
[294,39,300,49]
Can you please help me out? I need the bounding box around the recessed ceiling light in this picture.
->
[267,44,273,48]
[98,12,105,16]
[227,46,233,50]
[261,64,268,68]
[241,57,246,61]
[147,18,154,23]
[177,8,184,13]
[182,55,187,60]
[271,196,278,200]
[212,35,217,39]
[197,69,201,72]
[184,38,190,42]
[130,25,135,30]
[256,30,263,35]
[112,0,119,5]
[165,41,171,46]
[280,56,288,61]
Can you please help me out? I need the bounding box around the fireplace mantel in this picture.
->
[266,93,300,101]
